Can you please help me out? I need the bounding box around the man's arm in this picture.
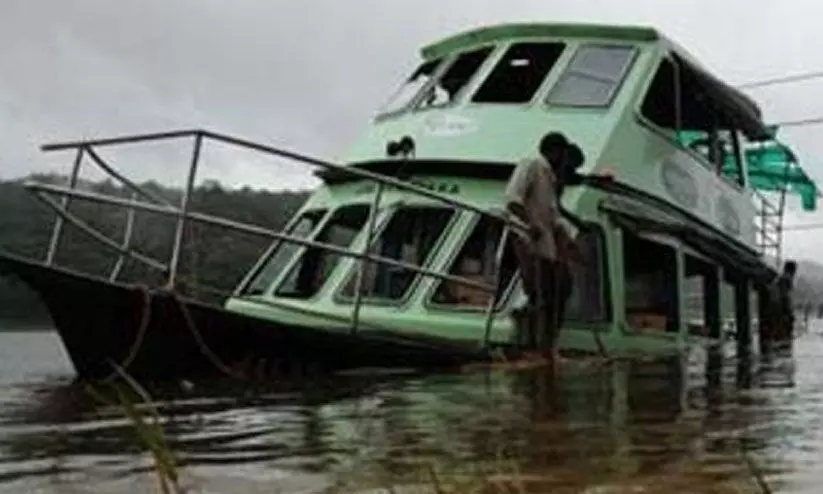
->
[504,160,540,237]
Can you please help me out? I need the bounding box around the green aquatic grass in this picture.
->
[85,360,773,494]
[86,364,182,494]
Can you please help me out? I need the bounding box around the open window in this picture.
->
[416,47,494,109]
[641,56,747,187]
[683,254,720,338]
[472,42,566,104]
[623,232,679,333]
[430,215,518,310]
[547,44,637,107]
[339,206,456,302]
[564,225,610,323]
[377,57,445,116]
[275,205,370,299]
[240,209,327,296]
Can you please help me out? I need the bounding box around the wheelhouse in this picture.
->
[223,23,818,354]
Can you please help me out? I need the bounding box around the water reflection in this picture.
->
[0,330,820,493]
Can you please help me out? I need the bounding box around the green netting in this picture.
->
[675,129,818,212]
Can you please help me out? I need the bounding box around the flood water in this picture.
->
[0,324,820,493]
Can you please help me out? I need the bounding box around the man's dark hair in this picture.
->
[539,132,568,159]
[784,260,797,275]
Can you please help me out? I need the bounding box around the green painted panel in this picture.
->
[421,23,659,60]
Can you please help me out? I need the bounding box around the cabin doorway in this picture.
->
[622,232,679,333]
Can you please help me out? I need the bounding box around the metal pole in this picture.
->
[167,133,203,289]
[110,191,138,282]
[46,148,84,265]
[481,227,510,348]
[27,182,494,292]
[351,183,385,335]
[33,191,168,271]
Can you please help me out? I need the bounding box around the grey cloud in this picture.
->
[3,0,823,256]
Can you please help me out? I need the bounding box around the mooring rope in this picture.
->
[165,288,245,380]
[102,283,245,382]
[102,284,153,383]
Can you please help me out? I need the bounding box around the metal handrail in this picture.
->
[34,128,525,347]
[40,129,528,235]
[28,182,497,294]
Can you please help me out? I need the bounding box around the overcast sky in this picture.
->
[3,0,823,258]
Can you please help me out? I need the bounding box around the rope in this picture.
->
[102,284,153,383]
[101,282,246,382]
[164,288,245,380]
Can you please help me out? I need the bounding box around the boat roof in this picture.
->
[422,22,771,140]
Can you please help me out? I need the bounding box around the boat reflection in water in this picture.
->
[0,338,805,493]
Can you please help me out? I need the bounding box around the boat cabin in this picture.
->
[224,23,818,354]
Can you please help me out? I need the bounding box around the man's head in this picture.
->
[538,132,569,165]
[784,260,797,277]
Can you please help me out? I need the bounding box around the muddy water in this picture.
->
[0,325,820,493]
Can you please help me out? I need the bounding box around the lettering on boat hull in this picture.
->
[661,157,699,209]
[659,152,750,242]
[421,113,479,137]
[716,195,741,235]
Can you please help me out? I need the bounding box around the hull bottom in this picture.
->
[0,252,492,381]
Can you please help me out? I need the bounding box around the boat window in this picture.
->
[623,232,679,333]
[339,206,456,302]
[564,226,609,322]
[240,209,327,295]
[472,42,566,104]
[416,47,494,109]
[547,45,636,107]
[275,205,370,299]
[641,58,746,186]
[377,57,445,116]
[684,254,720,338]
[431,215,518,309]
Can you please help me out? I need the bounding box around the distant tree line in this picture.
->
[0,175,308,325]
[2,174,821,327]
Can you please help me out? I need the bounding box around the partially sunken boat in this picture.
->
[0,23,818,380]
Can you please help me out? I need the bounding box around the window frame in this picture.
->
[635,53,748,193]
[235,208,329,296]
[412,45,497,113]
[333,204,462,307]
[560,222,613,325]
[469,40,569,107]
[423,213,520,313]
[271,203,373,301]
[374,44,499,121]
[545,43,639,109]
[620,230,681,337]
[374,56,450,121]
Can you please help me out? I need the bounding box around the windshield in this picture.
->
[378,58,445,116]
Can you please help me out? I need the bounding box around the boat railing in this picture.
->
[28,129,525,347]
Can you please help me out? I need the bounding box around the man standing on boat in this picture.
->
[771,260,797,341]
[505,132,569,362]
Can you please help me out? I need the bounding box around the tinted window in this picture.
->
[378,58,445,115]
[340,206,455,302]
[417,47,494,109]
[431,215,518,309]
[548,45,636,107]
[563,227,608,322]
[472,42,566,103]
[241,210,326,295]
[276,205,370,299]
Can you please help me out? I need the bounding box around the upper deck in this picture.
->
[338,22,769,171]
